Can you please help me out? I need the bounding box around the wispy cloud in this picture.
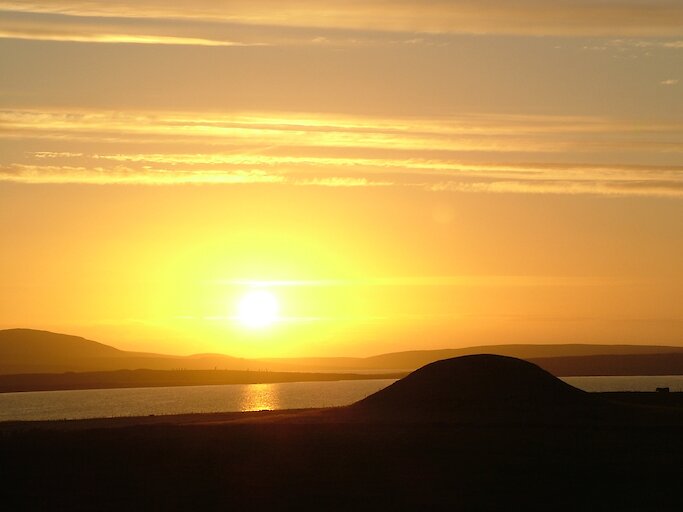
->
[3,109,682,154]
[0,10,394,47]
[0,164,285,185]
[661,79,679,85]
[0,30,258,46]
[429,178,683,198]
[213,275,640,288]
[1,1,682,37]
[2,109,682,196]
[294,177,392,187]
[611,39,683,49]
[0,11,269,46]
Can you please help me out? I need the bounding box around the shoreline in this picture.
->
[0,368,406,394]
[4,368,683,395]
[2,391,683,430]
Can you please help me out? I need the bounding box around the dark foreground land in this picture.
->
[2,356,683,511]
[1,398,682,511]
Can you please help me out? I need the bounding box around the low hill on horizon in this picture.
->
[0,329,252,374]
[289,343,683,371]
[353,355,591,418]
[3,328,683,376]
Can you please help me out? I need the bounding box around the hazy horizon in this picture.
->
[5,327,683,360]
[1,1,682,358]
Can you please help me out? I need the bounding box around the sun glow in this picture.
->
[236,290,280,329]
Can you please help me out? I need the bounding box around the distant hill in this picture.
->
[352,344,683,370]
[0,329,124,360]
[3,328,683,376]
[262,344,683,372]
[0,329,251,374]
[530,353,683,376]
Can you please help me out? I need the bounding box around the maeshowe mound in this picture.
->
[353,354,590,418]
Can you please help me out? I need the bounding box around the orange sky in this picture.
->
[0,1,682,356]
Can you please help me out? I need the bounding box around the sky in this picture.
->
[1,1,682,357]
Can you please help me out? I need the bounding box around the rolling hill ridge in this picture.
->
[3,328,683,378]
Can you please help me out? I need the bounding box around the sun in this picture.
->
[236,290,280,329]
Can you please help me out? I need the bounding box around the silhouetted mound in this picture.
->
[354,354,590,416]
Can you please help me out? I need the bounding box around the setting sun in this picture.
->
[236,290,280,329]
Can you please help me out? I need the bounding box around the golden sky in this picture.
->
[1,1,682,356]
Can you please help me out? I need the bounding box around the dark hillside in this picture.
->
[352,354,593,422]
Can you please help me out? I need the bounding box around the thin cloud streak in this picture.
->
[0,29,259,46]
[429,179,683,198]
[0,10,437,47]
[2,109,682,196]
[3,109,682,154]
[4,160,682,198]
[0,164,286,185]
[214,275,641,288]
[1,1,682,37]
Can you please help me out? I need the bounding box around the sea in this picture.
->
[1,375,683,422]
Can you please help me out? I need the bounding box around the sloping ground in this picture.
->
[0,329,124,360]
[354,354,590,414]
[0,329,250,374]
[342,355,683,427]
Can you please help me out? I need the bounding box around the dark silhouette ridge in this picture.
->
[0,328,124,359]
[351,354,593,421]
[355,343,683,370]
[342,355,683,427]
[0,329,250,374]
[5,328,683,378]
[529,352,683,376]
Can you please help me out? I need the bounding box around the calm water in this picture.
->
[2,375,683,422]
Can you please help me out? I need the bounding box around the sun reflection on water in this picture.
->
[239,383,280,411]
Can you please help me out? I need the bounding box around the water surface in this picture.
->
[0,379,395,422]
[2,375,683,422]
